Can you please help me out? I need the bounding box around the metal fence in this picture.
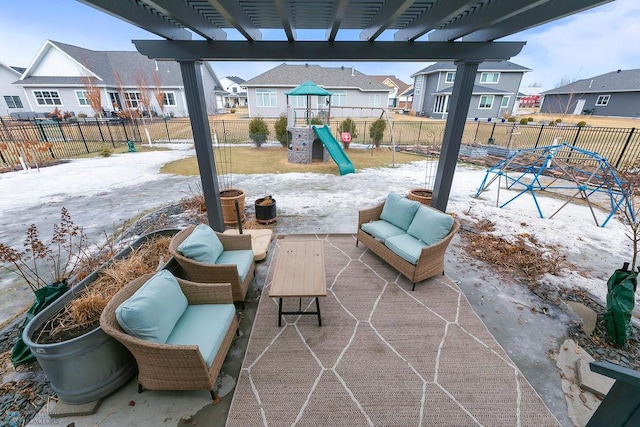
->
[2,116,639,170]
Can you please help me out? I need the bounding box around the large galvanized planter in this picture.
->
[22,228,180,404]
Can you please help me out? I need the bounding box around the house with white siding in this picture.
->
[0,62,27,117]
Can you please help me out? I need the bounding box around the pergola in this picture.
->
[78,0,612,231]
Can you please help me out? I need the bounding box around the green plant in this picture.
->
[99,148,113,157]
[519,118,528,125]
[337,118,359,139]
[274,114,289,147]
[310,117,323,125]
[527,117,534,122]
[555,118,562,123]
[548,120,557,126]
[507,116,517,122]
[230,108,236,113]
[78,113,87,118]
[577,121,587,127]
[248,117,269,147]
[369,119,387,148]
[0,208,87,292]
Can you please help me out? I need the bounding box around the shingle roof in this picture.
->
[411,60,530,77]
[10,66,26,74]
[19,40,188,87]
[243,64,390,92]
[370,75,411,94]
[226,76,245,84]
[541,69,640,94]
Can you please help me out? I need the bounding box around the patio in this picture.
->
[29,232,567,426]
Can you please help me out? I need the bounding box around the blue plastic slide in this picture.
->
[312,125,355,175]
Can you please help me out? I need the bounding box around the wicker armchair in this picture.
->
[168,225,255,302]
[100,273,238,399]
[356,202,460,290]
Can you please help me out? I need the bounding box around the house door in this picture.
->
[573,99,586,115]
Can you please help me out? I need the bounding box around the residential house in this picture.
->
[242,64,391,118]
[411,60,530,119]
[220,76,248,108]
[398,85,413,110]
[540,69,640,117]
[370,75,411,109]
[14,40,225,118]
[0,62,27,117]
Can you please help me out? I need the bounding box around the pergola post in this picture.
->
[178,60,225,231]
[431,60,480,212]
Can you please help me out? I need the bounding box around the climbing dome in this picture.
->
[475,143,635,227]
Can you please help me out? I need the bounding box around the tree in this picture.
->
[369,119,387,147]
[80,74,103,118]
[133,70,154,146]
[152,70,165,118]
[274,114,289,147]
[249,117,269,147]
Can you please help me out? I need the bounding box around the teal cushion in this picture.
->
[177,224,223,265]
[116,270,188,343]
[361,220,406,242]
[406,206,454,246]
[385,234,427,265]
[166,303,236,367]
[216,250,254,282]
[380,193,420,231]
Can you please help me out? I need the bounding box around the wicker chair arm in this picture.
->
[358,203,385,227]
[217,232,252,250]
[177,277,233,304]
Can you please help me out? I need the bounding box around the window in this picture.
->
[331,91,346,106]
[108,92,121,109]
[434,95,449,113]
[414,79,422,96]
[163,92,176,106]
[256,89,277,107]
[232,87,238,93]
[369,94,381,108]
[480,72,500,83]
[290,95,307,108]
[75,90,90,106]
[445,72,455,83]
[500,96,510,108]
[33,90,62,106]
[4,95,23,109]
[479,95,494,109]
[596,95,610,106]
[124,91,142,108]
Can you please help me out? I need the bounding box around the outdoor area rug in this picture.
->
[226,234,560,426]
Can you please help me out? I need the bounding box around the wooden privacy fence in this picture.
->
[1,117,640,170]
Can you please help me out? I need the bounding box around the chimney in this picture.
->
[589,79,593,88]
[617,69,622,73]
[341,66,344,70]
[351,67,355,77]
[305,63,308,68]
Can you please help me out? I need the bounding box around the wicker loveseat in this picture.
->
[100,271,238,399]
[357,193,460,290]
[169,224,255,302]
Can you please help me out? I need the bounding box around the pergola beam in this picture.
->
[359,0,415,41]
[145,0,227,40]
[205,0,262,41]
[394,0,477,42]
[132,40,525,62]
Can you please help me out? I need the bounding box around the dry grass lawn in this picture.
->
[160,145,422,175]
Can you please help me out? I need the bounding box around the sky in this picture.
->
[1,142,637,326]
[1,0,639,91]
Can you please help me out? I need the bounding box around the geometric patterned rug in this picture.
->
[226,234,560,426]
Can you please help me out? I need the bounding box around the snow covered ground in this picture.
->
[0,143,636,324]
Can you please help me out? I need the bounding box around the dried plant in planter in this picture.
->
[34,236,172,344]
[0,207,86,292]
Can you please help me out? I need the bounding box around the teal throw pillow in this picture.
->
[406,205,454,246]
[380,193,420,230]
[177,224,224,264]
[116,270,188,343]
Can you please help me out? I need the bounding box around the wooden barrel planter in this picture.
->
[255,196,277,224]
[220,188,246,225]
[407,188,433,206]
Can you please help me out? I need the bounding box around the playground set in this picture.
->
[474,142,635,227]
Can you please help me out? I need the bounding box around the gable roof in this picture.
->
[243,64,390,92]
[542,69,640,95]
[370,75,411,94]
[411,60,531,78]
[225,76,245,85]
[0,61,24,77]
[18,40,223,90]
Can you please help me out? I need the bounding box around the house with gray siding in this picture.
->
[411,61,530,119]
[242,64,391,119]
[14,40,225,118]
[540,69,640,117]
[0,62,27,117]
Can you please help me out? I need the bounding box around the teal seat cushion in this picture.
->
[380,193,420,231]
[406,206,454,246]
[385,234,427,265]
[177,224,223,265]
[166,303,236,367]
[361,220,406,242]
[216,250,254,282]
[116,270,188,343]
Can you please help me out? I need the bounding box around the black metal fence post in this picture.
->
[417,121,422,144]
[165,117,171,143]
[76,122,89,153]
[616,128,636,169]
[95,119,105,142]
[534,124,545,148]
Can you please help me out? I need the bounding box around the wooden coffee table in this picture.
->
[269,240,326,326]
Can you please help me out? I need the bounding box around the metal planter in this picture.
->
[22,228,179,404]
